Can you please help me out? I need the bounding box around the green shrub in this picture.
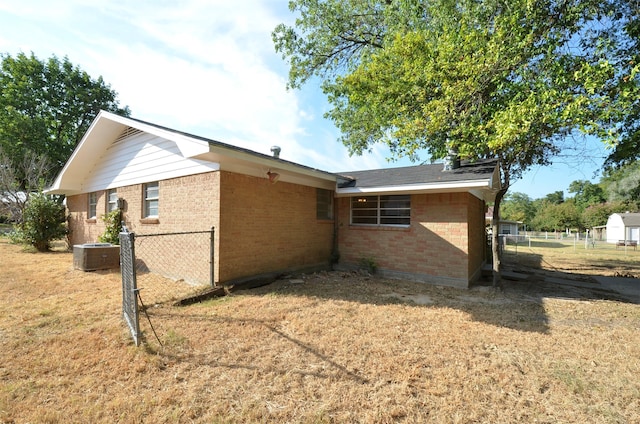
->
[98,209,122,245]
[14,193,66,251]
[359,256,378,274]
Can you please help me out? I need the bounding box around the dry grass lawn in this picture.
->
[1,238,639,423]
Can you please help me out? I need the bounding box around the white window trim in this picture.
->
[143,182,159,218]
[88,192,98,219]
[107,189,118,213]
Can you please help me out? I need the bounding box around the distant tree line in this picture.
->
[501,161,640,232]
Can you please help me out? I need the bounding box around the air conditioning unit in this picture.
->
[73,243,120,271]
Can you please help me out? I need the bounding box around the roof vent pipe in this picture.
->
[443,146,460,171]
[270,145,281,159]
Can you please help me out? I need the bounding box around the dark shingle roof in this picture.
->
[337,159,497,188]
[619,213,640,227]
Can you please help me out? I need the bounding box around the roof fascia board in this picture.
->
[195,148,339,184]
[47,111,340,193]
[335,179,492,197]
[491,165,502,190]
[46,110,118,193]
[469,188,491,201]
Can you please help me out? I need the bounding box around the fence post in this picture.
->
[210,226,215,287]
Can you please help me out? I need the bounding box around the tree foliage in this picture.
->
[544,191,565,205]
[11,192,66,251]
[0,52,130,188]
[581,202,629,229]
[275,0,626,167]
[530,199,582,232]
[500,176,636,231]
[568,180,606,211]
[500,192,535,224]
[602,1,640,168]
[274,0,631,284]
[600,161,640,209]
[0,147,51,222]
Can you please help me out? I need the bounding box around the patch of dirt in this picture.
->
[382,292,433,305]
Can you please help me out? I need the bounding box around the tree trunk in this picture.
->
[491,187,508,289]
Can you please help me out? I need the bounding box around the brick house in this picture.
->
[48,111,500,288]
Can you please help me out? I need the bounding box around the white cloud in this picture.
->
[0,0,395,173]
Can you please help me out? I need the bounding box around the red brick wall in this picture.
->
[336,192,485,288]
[66,170,333,284]
[217,172,334,282]
[467,195,487,281]
[66,171,484,287]
[66,172,220,284]
[67,172,220,245]
[67,193,105,245]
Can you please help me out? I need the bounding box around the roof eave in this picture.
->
[336,179,495,198]
[45,111,342,194]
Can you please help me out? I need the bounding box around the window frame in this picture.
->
[143,182,159,218]
[316,188,334,220]
[106,189,118,213]
[350,194,411,227]
[88,192,98,219]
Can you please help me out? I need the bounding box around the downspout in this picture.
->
[331,192,340,267]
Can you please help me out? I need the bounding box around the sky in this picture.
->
[0,0,611,199]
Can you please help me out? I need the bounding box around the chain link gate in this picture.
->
[119,230,140,346]
[119,227,215,346]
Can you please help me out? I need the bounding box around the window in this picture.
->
[88,192,98,219]
[316,188,334,220]
[351,195,410,226]
[107,189,118,212]
[144,182,159,218]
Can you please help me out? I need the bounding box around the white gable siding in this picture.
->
[81,132,219,193]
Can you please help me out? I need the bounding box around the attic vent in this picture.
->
[114,126,143,143]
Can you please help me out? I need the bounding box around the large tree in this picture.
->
[568,180,606,211]
[600,161,640,209]
[602,1,640,169]
[274,0,627,286]
[501,192,535,225]
[530,198,582,232]
[0,52,130,189]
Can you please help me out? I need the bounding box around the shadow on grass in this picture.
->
[171,271,554,334]
[141,310,371,384]
[159,247,639,338]
[140,260,638,385]
[200,251,638,336]
[499,249,639,306]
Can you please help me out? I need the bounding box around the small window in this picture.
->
[351,195,410,226]
[144,182,159,218]
[88,192,98,219]
[107,189,118,212]
[316,188,334,220]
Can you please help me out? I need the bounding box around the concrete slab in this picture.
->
[544,276,599,289]
[592,276,640,303]
[502,271,530,281]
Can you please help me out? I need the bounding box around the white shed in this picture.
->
[498,220,520,236]
[606,212,640,244]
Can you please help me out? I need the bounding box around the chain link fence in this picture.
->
[120,228,215,345]
[133,229,215,304]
